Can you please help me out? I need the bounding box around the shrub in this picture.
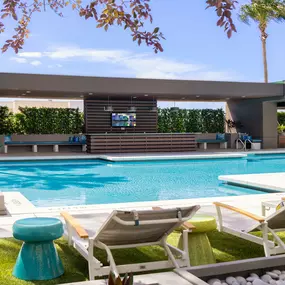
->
[157,108,225,133]
[0,106,14,135]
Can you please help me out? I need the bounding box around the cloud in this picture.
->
[15,46,239,81]
[48,64,63,68]
[30,60,42,66]
[18,52,42,58]
[10,57,28,63]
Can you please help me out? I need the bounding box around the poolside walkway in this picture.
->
[219,173,285,192]
[0,191,284,238]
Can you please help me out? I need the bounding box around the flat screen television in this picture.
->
[111,113,136,127]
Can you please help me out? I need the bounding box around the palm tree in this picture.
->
[239,0,285,83]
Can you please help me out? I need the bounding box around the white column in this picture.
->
[32,145,38,153]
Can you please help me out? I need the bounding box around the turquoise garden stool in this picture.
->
[12,217,64,281]
[178,215,217,266]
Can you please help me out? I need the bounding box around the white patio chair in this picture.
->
[61,205,200,280]
[214,201,285,257]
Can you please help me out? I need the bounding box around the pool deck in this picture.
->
[1,191,284,238]
[1,148,285,161]
[219,173,285,192]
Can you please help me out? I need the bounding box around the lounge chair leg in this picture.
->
[96,241,118,277]
[182,230,191,266]
[261,222,271,257]
[88,239,95,280]
[215,205,223,231]
[162,236,180,269]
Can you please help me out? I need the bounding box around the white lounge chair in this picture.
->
[61,205,200,280]
[214,201,285,257]
[0,192,6,215]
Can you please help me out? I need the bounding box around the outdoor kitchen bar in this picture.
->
[84,98,196,153]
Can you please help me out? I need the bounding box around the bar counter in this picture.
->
[86,133,196,154]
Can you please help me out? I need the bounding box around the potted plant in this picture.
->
[225,119,243,133]
[278,124,285,135]
[108,272,133,285]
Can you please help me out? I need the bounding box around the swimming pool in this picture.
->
[1,154,285,207]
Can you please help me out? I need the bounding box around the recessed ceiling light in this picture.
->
[181,97,185,99]
[133,96,137,99]
[196,95,200,98]
[21,93,26,96]
[242,95,246,98]
[226,98,230,100]
[26,91,31,94]
[144,94,148,97]
[88,92,93,95]
[80,95,84,98]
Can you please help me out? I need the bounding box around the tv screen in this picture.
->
[111,113,136,127]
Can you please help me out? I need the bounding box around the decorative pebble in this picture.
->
[273,271,282,276]
[251,274,260,278]
[207,270,285,285]
[236,277,247,285]
[208,279,222,285]
[267,273,280,279]
[261,275,272,283]
[248,278,259,282]
[279,275,285,281]
[253,279,269,285]
[226,277,238,285]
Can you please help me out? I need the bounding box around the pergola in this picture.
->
[0,72,284,149]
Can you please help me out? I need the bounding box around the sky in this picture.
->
[0,0,284,109]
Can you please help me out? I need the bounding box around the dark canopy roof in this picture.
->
[0,72,284,101]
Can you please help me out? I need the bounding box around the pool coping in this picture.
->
[219,172,285,193]
[1,149,285,162]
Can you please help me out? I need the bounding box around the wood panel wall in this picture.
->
[86,133,197,154]
[84,98,157,133]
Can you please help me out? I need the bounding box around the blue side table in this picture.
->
[12,217,64,280]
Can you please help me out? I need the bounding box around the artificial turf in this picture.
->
[0,230,277,285]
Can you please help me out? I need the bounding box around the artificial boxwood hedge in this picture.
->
[0,106,84,135]
[1,106,227,135]
[157,108,225,133]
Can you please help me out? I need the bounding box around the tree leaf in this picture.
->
[227,29,232,38]
[153,27,159,33]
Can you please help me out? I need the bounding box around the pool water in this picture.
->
[1,154,285,207]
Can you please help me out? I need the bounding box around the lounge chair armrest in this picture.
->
[152,207,196,230]
[182,221,195,230]
[60,211,89,239]
[213,202,265,222]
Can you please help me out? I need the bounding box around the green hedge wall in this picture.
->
[0,106,14,135]
[157,108,225,133]
[0,106,225,135]
[278,112,285,125]
[0,106,84,135]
